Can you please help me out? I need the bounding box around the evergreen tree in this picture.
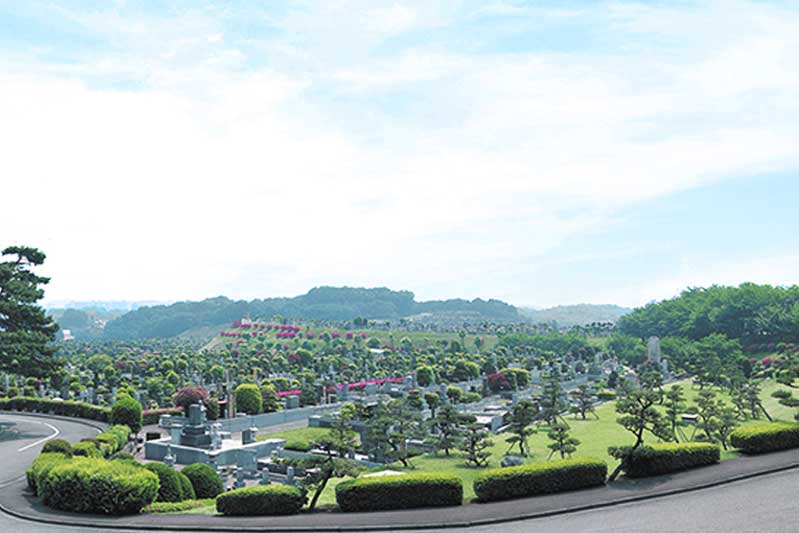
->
[302,414,360,510]
[459,418,493,467]
[431,404,467,456]
[505,399,536,457]
[546,422,580,459]
[663,384,687,442]
[569,384,598,420]
[0,246,59,377]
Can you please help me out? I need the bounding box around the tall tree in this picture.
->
[0,246,59,377]
[459,417,493,467]
[663,384,687,442]
[431,404,467,457]
[546,422,580,460]
[302,414,360,510]
[505,399,536,457]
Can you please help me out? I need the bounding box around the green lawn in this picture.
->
[256,426,331,451]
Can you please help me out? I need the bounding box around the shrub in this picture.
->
[234,384,262,415]
[71,441,101,458]
[146,463,184,502]
[730,422,799,454]
[0,397,110,422]
[177,472,196,500]
[41,457,158,515]
[142,407,183,426]
[41,439,72,457]
[182,463,223,499]
[172,387,210,412]
[473,457,607,503]
[111,395,142,434]
[462,392,482,404]
[109,451,136,462]
[27,453,69,495]
[336,473,462,512]
[610,443,720,478]
[216,485,304,516]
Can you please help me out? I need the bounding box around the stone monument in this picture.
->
[179,404,212,448]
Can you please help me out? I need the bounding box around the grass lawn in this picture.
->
[256,426,331,451]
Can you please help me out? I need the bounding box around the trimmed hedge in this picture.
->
[95,425,131,457]
[181,463,223,499]
[144,498,215,514]
[336,473,463,512]
[41,457,158,515]
[27,453,69,495]
[612,443,720,478]
[178,472,196,500]
[0,397,110,422]
[41,439,72,456]
[72,441,102,458]
[730,422,799,454]
[216,485,304,516]
[146,463,185,503]
[473,457,607,503]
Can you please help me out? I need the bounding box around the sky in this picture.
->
[1,0,798,309]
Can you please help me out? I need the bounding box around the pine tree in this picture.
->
[546,422,580,459]
[459,419,493,467]
[505,399,536,457]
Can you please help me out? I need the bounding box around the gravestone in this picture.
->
[285,395,300,410]
[242,427,258,445]
[286,466,295,486]
[259,468,271,485]
[179,404,212,448]
[647,337,661,363]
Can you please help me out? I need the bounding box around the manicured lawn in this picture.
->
[256,427,331,451]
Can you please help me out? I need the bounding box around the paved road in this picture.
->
[0,413,797,532]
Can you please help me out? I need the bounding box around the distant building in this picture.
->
[61,329,74,341]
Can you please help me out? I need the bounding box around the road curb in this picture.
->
[1,460,797,532]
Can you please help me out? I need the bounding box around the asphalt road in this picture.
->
[0,413,796,532]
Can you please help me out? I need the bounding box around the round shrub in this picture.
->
[146,463,184,502]
[336,473,462,512]
[41,439,72,456]
[730,422,799,454]
[41,457,158,515]
[181,463,223,499]
[216,485,304,516]
[111,394,142,434]
[474,457,607,503]
[110,451,136,462]
[177,472,195,500]
[234,384,262,415]
[173,387,210,413]
[71,441,101,458]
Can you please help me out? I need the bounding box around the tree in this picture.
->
[0,246,60,377]
[260,384,281,413]
[424,391,441,417]
[111,393,142,434]
[663,385,687,442]
[694,390,721,442]
[431,404,467,456]
[569,384,598,420]
[173,386,209,412]
[742,380,772,421]
[459,419,493,467]
[547,422,580,459]
[234,383,262,414]
[506,399,536,457]
[416,366,435,387]
[608,389,672,481]
[539,374,567,425]
[714,405,739,450]
[301,414,360,510]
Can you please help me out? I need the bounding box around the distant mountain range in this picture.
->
[519,304,631,327]
[47,288,632,340]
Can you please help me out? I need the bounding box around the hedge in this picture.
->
[144,498,215,514]
[146,463,185,502]
[611,443,720,478]
[95,425,131,457]
[72,441,102,458]
[27,453,69,495]
[181,463,223,499]
[142,407,183,426]
[0,397,110,422]
[216,485,304,516]
[178,472,196,500]
[473,457,607,503]
[336,473,463,512]
[730,422,799,454]
[40,457,158,515]
[41,439,72,456]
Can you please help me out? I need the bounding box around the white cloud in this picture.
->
[2,1,799,306]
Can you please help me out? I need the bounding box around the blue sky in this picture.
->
[1,1,798,308]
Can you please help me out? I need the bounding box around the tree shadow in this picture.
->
[0,421,50,442]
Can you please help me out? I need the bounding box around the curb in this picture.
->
[1,461,797,532]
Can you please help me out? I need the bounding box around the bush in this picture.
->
[216,485,304,516]
[111,395,142,434]
[172,387,210,412]
[473,457,607,503]
[610,443,720,478]
[41,457,158,515]
[182,463,223,499]
[234,384,262,415]
[41,439,72,456]
[730,422,799,454]
[0,396,110,422]
[142,407,183,426]
[71,441,101,458]
[146,463,184,502]
[109,451,136,462]
[177,472,196,500]
[27,453,69,495]
[336,473,462,512]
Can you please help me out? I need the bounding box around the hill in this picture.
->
[519,304,631,327]
[102,287,523,339]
